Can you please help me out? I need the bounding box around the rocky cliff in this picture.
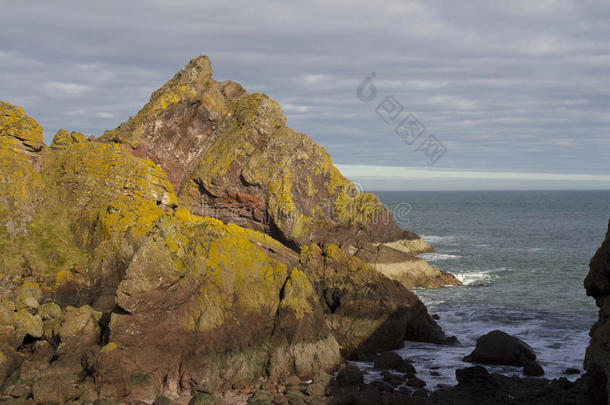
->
[100,55,460,289]
[585,220,610,405]
[0,59,455,403]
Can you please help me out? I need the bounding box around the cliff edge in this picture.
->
[0,91,452,401]
[585,220,610,404]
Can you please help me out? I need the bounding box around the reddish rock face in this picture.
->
[101,56,418,251]
[101,56,247,191]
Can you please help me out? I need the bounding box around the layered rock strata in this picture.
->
[101,55,458,287]
[0,94,452,403]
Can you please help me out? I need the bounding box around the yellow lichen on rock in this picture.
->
[51,129,87,147]
[0,101,43,150]
[281,269,314,319]
[48,141,177,213]
[185,220,290,332]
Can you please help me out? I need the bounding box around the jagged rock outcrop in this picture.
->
[297,244,453,359]
[585,220,610,405]
[0,101,451,403]
[101,56,423,252]
[351,243,461,289]
[101,55,457,289]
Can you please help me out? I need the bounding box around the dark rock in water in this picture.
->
[464,329,537,366]
[564,368,581,375]
[368,380,395,393]
[406,377,426,388]
[432,313,440,320]
[523,360,545,377]
[374,352,404,370]
[400,361,417,374]
[430,373,588,405]
[456,366,496,387]
[382,370,405,386]
[430,371,441,376]
[412,388,429,398]
[584,220,610,405]
[335,364,364,387]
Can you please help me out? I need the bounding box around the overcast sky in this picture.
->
[2,0,609,190]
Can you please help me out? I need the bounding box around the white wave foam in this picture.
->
[455,271,496,286]
[420,235,456,244]
[418,253,462,262]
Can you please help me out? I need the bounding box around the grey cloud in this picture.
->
[1,0,609,188]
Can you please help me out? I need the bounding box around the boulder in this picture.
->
[523,360,545,377]
[374,352,404,370]
[382,371,404,386]
[455,365,495,387]
[432,369,588,405]
[464,330,536,366]
[584,219,610,404]
[335,364,364,387]
[405,377,426,388]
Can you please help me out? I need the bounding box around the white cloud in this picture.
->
[43,81,93,96]
[0,0,609,183]
[336,164,610,183]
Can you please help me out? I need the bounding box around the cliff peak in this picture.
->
[100,56,420,252]
[182,54,213,79]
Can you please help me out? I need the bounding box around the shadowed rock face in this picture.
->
[585,220,610,405]
[464,330,536,367]
[297,244,453,360]
[101,56,419,251]
[0,101,450,403]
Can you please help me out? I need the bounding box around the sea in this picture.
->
[354,190,609,388]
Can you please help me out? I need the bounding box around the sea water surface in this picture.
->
[358,190,609,388]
